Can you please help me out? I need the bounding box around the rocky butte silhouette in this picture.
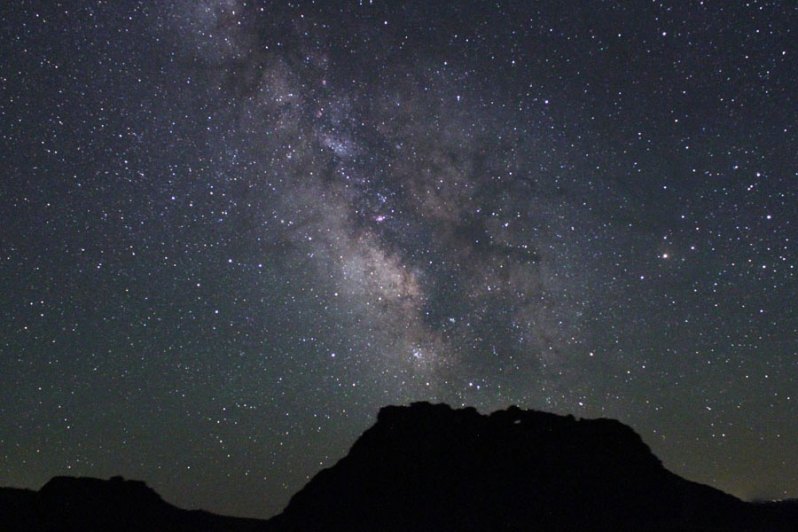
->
[2,403,797,531]
[267,402,798,531]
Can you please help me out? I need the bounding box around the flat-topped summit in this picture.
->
[269,402,794,531]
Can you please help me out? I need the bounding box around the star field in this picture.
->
[1,0,796,519]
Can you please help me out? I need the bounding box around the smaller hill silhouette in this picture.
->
[268,402,798,531]
[0,475,267,532]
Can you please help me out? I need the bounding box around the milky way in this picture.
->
[1,1,796,518]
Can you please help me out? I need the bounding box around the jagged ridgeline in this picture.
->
[2,403,797,531]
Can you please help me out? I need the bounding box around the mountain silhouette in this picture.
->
[2,403,797,531]
[267,402,798,531]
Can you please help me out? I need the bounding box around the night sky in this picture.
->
[1,0,796,519]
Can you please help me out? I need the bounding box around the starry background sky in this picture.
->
[1,0,796,519]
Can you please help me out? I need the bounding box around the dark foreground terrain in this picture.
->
[2,403,796,531]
